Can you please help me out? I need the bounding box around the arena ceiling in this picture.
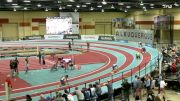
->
[0,0,180,12]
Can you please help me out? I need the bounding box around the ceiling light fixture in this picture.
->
[13,8,16,11]
[67,5,72,7]
[150,6,154,8]
[101,9,104,12]
[124,9,127,12]
[174,2,179,6]
[118,3,124,5]
[59,6,62,10]
[97,5,102,8]
[76,5,80,8]
[57,1,61,3]
[86,3,91,5]
[102,0,107,5]
[144,8,147,11]
[69,0,74,2]
[82,5,87,7]
[23,0,31,3]
[111,5,115,9]
[74,9,77,12]
[90,7,94,11]
[140,1,144,6]
[24,7,27,10]
[126,6,131,8]
[37,4,42,7]
[7,0,13,2]
[12,3,18,6]
[45,8,48,11]
[150,4,154,6]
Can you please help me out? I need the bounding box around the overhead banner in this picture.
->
[98,36,115,41]
[63,34,81,39]
[112,18,135,29]
[115,29,154,44]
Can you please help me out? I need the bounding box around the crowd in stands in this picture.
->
[161,45,180,74]
[16,72,175,101]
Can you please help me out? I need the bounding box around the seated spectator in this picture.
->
[39,94,46,101]
[82,88,90,101]
[171,62,177,73]
[135,96,141,101]
[26,94,32,101]
[154,94,162,101]
[175,56,180,65]
[55,93,64,101]
[146,90,154,101]
[73,87,84,101]
[46,96,51,101]
[62,90,69,101]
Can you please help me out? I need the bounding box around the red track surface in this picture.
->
[0,51,108,91]
[0,41,152,100]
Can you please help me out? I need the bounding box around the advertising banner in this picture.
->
[98,36,115,41]
[44,35,63,40]
[81,35,99,41]
[112,18,135,29]
[63,34,81,39]
[26,35,44,40]
[115,29,154,44]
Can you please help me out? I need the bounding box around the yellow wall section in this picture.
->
[80,12,125,35]
[0,10,180,42]
[0,11,58,40]
[128,9,180,42]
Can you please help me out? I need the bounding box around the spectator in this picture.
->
[160,78,167,99]
[146,90,154,101]
[145,75,152,94]
[121,79,131,101]
[176,72,180,94]
[55,93,64,101]
[95,82,102,101]
[158,74,162,94]
[39,94,46,101]
[90,84,97,101]
[67,92,74,101]
[104,80,114,101]
[82,88,90,101]
[26,94,32,101]
[136,77,142,100]
[133,75,138,97]
[62,90,69,101]
[73,87,84,101]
